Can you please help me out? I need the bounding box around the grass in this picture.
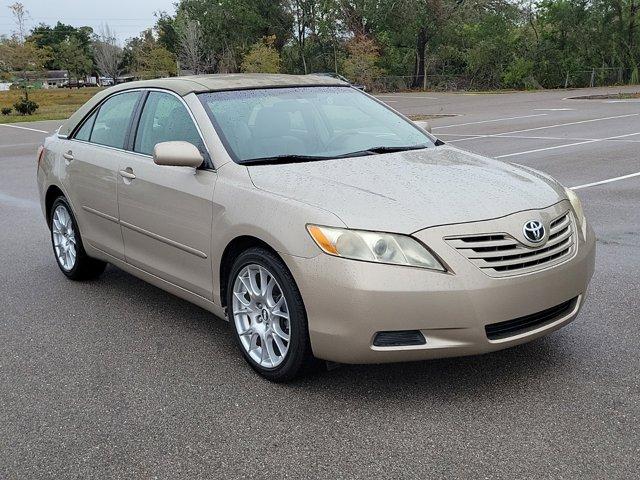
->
[0,87,103,123]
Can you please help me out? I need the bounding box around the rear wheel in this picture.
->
[227,247,317,381]
[50,197,106,280]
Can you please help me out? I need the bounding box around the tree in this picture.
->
[177,17,212,74]
[177,0,292,72]
[29,23,94,70]
[155,11,180,55]
[241,36,282,73]
[56,36,93,87]
[290,0,314,73]
[124,29,177,79]
[93,25,123,82]
[341,35,385,88]
[8,2,28,41]
[0,3,51,99]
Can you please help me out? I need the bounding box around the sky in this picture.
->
[0,0,177,42]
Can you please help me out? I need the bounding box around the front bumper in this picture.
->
[282,202,596,364]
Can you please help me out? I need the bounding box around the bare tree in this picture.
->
[178,18,212,74]
[93,24,123,83]
[8,2,28,41]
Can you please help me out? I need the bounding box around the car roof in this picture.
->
[59,74,347,138]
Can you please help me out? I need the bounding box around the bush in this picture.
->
[1,107,12,115]
[13,98,39,115]
[342,35,385,90]
[241,36,281,74]
[502,58,538,89]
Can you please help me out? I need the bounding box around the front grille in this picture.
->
[373,330,426,347]
[485,297,578,340]
[446,211,575,277]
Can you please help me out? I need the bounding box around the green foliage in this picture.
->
[502,58,537,89]
[1,107,12,115]
[123,29,177,79]
[29,22,93,71]
[12,0,640,92]
[341,36,385,89]
[177,0,292,72]
[56,36,93,83]
[13,97,38,115]
[241,36,282,73]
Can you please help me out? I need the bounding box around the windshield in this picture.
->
[198,86,435,164]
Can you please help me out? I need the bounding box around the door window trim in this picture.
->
[67,87,214,170]
[129,88,213,169]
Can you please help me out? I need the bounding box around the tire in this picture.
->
[227,247,318,381]
[49,196,106,280]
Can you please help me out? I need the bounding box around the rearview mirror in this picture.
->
[413,120,432,133]
[153,141,204,168]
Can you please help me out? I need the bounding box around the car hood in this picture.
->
[247,145,566,233]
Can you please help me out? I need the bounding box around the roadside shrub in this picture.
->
[342,35,385,91]
[1,107,12,115]
[631,66,639,85]
[502,58,538,89]
[13,98,39,116]
[241,36,281,74]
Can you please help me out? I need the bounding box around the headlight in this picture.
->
[307,225,445,271]
[565,188,587,239]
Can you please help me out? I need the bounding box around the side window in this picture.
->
[134,92,203,156]
[90,92,141,149]
[74,110,97,141]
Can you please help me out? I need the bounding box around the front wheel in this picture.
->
[227,247,317,381]
[50,196,106,280]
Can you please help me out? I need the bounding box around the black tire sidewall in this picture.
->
[227,248,311,380]
[49,197,88,279]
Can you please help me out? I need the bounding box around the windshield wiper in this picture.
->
[241,144,432,165]
[364,144,431,154]
[241,154,335,165]
[335,144,431,158]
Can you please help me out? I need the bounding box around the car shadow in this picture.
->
[296,339,573,401]
[96,265,577,401]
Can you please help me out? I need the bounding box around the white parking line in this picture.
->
[495,131,640,158]
[0,123,49,134]
[571,172,640,190]
[439,133,640,143]
[448,113,640,143]
[534,108,574,111]
[433,114,548,129]
[0,142,42,148]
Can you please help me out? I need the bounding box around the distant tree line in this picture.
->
[1,0,639,91]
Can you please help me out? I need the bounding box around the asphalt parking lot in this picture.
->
[1,86,639,479]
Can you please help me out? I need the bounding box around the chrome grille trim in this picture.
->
[446,210,576,277]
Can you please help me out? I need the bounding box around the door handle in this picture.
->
[119,169,136,180]
[63,151,74,163]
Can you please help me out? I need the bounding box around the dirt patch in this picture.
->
[569,92,640,100]
[408,114,459,121]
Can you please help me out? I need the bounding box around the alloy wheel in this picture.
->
[52,205,77,271]
[232,264,291,368]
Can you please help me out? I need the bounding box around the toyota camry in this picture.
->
[37,74,595,381]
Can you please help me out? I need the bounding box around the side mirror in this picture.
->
[413,120,432,133]
[153,141,204,168]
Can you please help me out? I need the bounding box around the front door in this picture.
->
[62,90,142,260]
[117,91,216,300]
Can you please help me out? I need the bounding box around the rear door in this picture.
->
[117,90,216,300]
[62,90,141,260]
